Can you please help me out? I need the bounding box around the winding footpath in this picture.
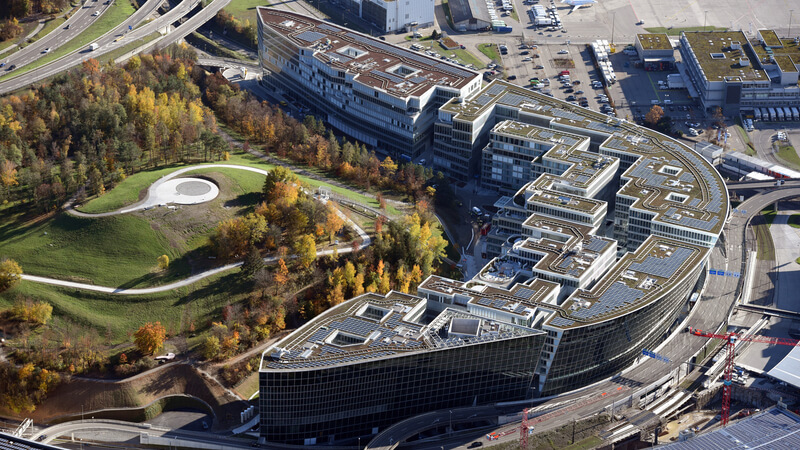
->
[21,164,371,295]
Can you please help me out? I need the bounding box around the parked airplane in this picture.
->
[562,0,596,12]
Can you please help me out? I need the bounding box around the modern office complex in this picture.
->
[256,8,481,161]
[678,30,800,116]
[359,0,435,33]
[259,292,544,445]
[261,77,728,445]
[634,33,675,71]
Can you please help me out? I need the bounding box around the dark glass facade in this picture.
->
[259,333,544,445]
[541,263,703,396]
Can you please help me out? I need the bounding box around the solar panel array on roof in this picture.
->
[551,109,583,121]
[539,131,554,139]
[371,70,405,85]
[501,93,535,107]
[486,83,508,96]
[679,172,695,183]
[513,304,527,314]
[409,76,428,84]
[586,121,617,133]
[336,317,381,336]
[477,297,493,306]
[629,247,693,279]
[550,316,575,327]
[474,94,495,106]
[585,236,610,252]
[605,138,630,150]
[307,328,331,343]
[561,136,580,146]
[559,256,573,269]
[296,30,326,43]
[688,198,700,207]
[316,23,341,32]
[492,299,505,308]
[659,408,800,450]
[567,157,582,164]
[345,32,435,68]
[571,282,644,319]
[515,288,536,299]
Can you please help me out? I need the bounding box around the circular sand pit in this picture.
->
[152,178,219,206]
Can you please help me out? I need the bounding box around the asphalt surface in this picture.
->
[1,0,110,71]
[366,185,800,449]
[0,0,233,95]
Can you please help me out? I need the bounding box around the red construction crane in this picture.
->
[688,326,800,426]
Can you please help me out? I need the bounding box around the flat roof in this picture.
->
[257,8,479,99]
[449,0,490,25]
[681,31,767,82]
[261,292,540,371]
[766,344,800,389]
[441,80,727,235]
[548,236,708,328]
[636,33,672,51]
[660,407,800,449]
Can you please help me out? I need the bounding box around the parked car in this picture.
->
[558,49,568,54]
[508,75,517,80]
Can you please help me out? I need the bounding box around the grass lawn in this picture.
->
[644,26,727,36]
[79,152,398,216]
[563,436,604,450]
[0,21,39,53]
[222,0,272,26]
[775,144,800,171]
[98,31,160,64]
[788,213,800,229]
[478,43,501,63]
[0,212,177,286]
[0,269,253,341]
[438,43,485,68]
[0,0,136,82]
[509,9,519,22]
[755,208,776,261]
[405,35,433,42]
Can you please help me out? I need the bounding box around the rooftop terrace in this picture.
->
[681,31,766,82]
[261,292,538,371]
[257,8,479,99]
[637,33,672,51]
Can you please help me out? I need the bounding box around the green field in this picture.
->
[438,43,486,69]
[644,26,727,36]
[0,270,252,341]
[0,0,136,83]
[478,43,501,64]
[222,0,272,25]
[0,212,177,287]
[79,152,395,215]
[98,31,160,64]
[776,144,800,170]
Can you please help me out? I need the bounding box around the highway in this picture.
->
[0,0,232,95]
[367,185,800,449]
[1,0,112,71]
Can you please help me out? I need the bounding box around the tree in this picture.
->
[157,254,170,270]
[273,258,289,294]
[11,298,52,325]
[241,245,264,278]
[644,105,664,127]
[202,336,221,360]
[0,258,22,292]
[380,156,398,177]
[295,234,317,270]
[133,322,166,355]
[324,205,345,242]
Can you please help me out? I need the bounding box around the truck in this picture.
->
[89,43,99,51]
[776,108,784,121]
[769,107,777,121]
[792,107,800,121]
[783,107,792,121]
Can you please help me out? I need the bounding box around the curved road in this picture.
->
[367,185,800,449]
[22,164,371,295]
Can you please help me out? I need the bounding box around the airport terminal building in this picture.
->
[256,8,481,161]
[260,52,728,447]
[678,30,800,116]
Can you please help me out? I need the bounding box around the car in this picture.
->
[8,64,15,70]
[468,442,483,448]
[92,11,100,16]
[522,57,532,62]
[575,90,583,94]
[379,36,386,41]
[486,433,500,441]
[566,95,576,101]
[114,37,122,42]
[521,51,529,55]
[65,24,71,29]
[37,435,47,442]
[0,63,4,68]
[43,47,51,53]
[507,75,517,80]
[564,88,574,93]
[534,65,544,69]
[202,420,209,430]
[418,158,426,165]
[557,49,568,54]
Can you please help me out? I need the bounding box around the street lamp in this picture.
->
[611,12,616,46]
[704,11,708,32]
[789,10,795,39]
